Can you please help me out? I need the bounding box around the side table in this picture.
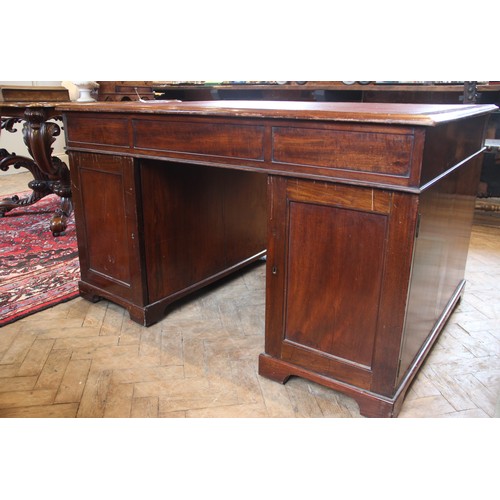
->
[0,103,72,236]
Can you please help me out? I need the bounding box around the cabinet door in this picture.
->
[265,176,418,394]
[69,152,146,305]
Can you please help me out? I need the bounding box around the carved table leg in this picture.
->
[0,108,72,236]
[0,144,52,214]
[46,156,73,236]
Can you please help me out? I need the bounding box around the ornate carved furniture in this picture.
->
[59,100,497,417]
[0,102,72,236]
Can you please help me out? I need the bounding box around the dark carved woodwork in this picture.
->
[59,100,497,417]
[0,104,72,236]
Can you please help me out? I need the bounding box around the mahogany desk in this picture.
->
[58,100,497,417]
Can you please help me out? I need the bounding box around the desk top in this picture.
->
[56,100,498,127]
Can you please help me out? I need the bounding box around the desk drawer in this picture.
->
[272,126,414,177]
[65,114,130,147]
[133,119,265,161]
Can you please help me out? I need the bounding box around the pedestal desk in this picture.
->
[58,100,497,417]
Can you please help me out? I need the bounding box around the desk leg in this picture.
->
[0,111,72,236]
[258,354,400,418]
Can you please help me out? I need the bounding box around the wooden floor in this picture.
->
[1,171,499,418]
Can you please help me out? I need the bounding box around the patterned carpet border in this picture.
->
[0,192,80,327]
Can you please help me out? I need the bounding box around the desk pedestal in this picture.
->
[70,152,267,326]
[260,166,480,417]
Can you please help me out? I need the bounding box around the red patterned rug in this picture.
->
[0,192,80,327]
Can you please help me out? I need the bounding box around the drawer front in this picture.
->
[133,119,265,161]
[272,126,414,177]
[65,114,130,147]
[63,113,422,189]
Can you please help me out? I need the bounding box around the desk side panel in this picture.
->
[69,152,146,305]
[398,152,483,381]
[420,116,488,186]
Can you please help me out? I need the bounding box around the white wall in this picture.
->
[1,81,71,177]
